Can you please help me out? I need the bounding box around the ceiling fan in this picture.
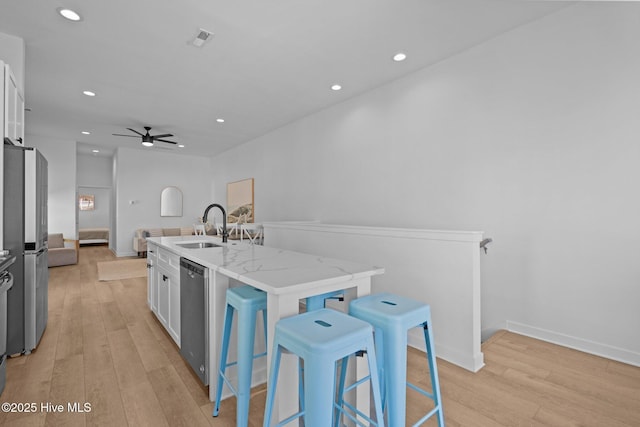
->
[112,126,178,147]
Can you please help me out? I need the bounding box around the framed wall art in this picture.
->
[79,194,95,211]
[227,178,254,223]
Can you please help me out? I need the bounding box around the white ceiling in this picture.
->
[0,0,569,157]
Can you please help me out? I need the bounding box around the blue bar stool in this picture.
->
[213,285,267,427]
[349,293,445,427]
[263,308,385,427]
[305,290,344,311]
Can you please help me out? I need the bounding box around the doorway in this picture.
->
[77,186,112,247]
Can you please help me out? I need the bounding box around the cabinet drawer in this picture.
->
[158,247,180,275]
[147,243,158,262]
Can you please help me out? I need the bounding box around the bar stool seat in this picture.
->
[349,293,444,427]
[263,308,385,427]
[305,290,344,312]
[213,285,267,427]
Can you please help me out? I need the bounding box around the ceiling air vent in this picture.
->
[191,28,214,48]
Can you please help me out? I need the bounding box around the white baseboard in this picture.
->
[115,250,137,257]
[408,329,485,373]
[506,321,640,367]
[481,321,508,343]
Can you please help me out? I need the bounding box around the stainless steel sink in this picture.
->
[175,242,222,249]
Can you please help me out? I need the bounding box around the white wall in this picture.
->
[210,3,640,365]
[28,136,77,239]
[78,187,110,229]
[77,153,112,187]
[113,147,210,256]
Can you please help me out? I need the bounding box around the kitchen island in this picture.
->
[146,234,384,422]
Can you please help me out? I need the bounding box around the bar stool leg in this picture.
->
[335,355,349,427]
[373,326,386,412]
[263,344,283,427]
[335,342,386,427]
[213,304,235,416]
[384,325,408,426]
[236,305,259,427]
[366,337,386,427]
[304,357,336,427]
[423,323,445,426]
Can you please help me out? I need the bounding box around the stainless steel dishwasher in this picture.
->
[179,257,209,385]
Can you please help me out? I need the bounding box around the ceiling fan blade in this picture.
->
[127,127,144,136]
[152,133,173,139]
[155,138,178,144]
[112,133,140,138]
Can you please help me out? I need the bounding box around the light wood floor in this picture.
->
[1,245,639,426]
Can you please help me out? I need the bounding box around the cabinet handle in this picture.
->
[17,137,23,143]
[162,274,168,282]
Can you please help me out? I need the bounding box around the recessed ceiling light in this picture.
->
[83,90,96,97]
[216,118,225,123]
[393,52,407,62]
[178,144,185,148]
[331,84,342,91]
[57,8,82,22]
[82,131,90,135]
[92,149,99,153]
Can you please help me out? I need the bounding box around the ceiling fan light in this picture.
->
[142,141,153,147]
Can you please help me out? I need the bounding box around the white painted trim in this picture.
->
[481,321,509,343]
[263,221,484,243]
[507,321,640,367]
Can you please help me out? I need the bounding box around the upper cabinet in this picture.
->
[2,62,24,146]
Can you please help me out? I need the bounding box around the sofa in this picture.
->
[133,226,215,256]
[48,233,79,267]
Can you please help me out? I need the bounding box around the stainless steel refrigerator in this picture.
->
[3,144,48,355]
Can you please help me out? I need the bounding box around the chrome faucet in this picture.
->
[202,203,228,243]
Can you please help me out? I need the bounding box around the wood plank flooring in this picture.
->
[1,245,639,426]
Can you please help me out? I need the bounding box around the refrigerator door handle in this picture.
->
[25,247,47,256]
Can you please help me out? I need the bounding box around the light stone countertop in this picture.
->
[147,235,384,294]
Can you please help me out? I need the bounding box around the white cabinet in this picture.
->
[16,88,24,145]
[2,63,24,146]
[157,267,170,327]
[147,244,158,311]
[146,243,181,347]
[167,269,180,346]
